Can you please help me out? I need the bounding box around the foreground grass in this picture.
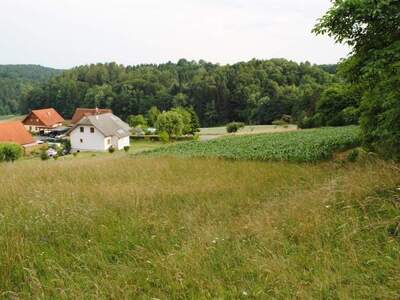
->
[0,155,399,298]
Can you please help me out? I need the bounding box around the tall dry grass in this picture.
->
[0,156,399,299]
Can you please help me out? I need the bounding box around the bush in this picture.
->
[108,146,115,154]
[124,146,130,152]
[347,149,359,162]
[0,143,23,162]
[298,115,314,129]
[159,131,170,143]
[226,122,245,133]
[40,150,49,161]
[61,139,71,154]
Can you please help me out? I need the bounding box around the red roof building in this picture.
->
[71,108,113,124]
[22,108,65,133]
[0,121,36,146]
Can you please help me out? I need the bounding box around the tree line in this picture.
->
[0,65,61,115]
[20,59,341,127]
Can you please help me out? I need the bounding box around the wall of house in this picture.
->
[117,136,130,150]
[70,126,108,152]
[23,113,46,133]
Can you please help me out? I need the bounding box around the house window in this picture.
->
[107,138,111,145]
[80,127,84,133]
[90,127,95,133]
[80,139,83,143]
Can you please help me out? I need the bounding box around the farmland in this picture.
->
[199,125,298,141]
[0,154,399,299]
[145,126,361,162]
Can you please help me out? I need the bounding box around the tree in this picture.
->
[155,111,184,137]
[316,84,359,126]
[147,106,160,127]
[127,114,147,128]
[314,0,400,158]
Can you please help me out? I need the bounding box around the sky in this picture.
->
[0,0,349,69]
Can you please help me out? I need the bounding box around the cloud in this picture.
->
[0,0,349,68]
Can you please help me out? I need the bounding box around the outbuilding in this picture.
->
[22,108,65,133]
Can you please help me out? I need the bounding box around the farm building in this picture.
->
[68,113,131,152]
[0,121,37,148]
[22,108,65,133]
[71,108,112,125]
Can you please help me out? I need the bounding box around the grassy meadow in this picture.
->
[0,154,399,299]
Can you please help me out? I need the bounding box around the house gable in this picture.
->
[23,108,64,128]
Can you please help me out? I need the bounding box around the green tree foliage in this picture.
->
[315,84,360,126]
[314,0,400,158]
[155,111,184,137]
[20,60,337,126]
[226,122,245,133]
[147,106,161,127]
[0,143,23,162]
[127,114,147,128]
[0,65,61,115]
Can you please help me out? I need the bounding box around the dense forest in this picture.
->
[19,59,342,127]
[0,65,62,115]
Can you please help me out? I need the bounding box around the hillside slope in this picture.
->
[0,156,399,298]
[0,65,62,115]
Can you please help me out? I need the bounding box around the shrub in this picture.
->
[226,122,245,133]
[281,114,292,123]
[347,149,359,162]
[159,131,170,143]
[61,139,71,154]
[298,115,314,129]
[0,143,23,162]
[124,146,130,152]
[108,146,115,154]
[40,150,49,161]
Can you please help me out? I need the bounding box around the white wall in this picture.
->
[70,126,108,152]
[117,136,130,150]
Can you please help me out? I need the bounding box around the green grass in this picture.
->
[0,156,399,298]
[145,126,362,162]
[0,114,23,123]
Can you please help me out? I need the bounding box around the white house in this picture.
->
[67,113,131,152]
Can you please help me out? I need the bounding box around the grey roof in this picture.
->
[70,113,131,138]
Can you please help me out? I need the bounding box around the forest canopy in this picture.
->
[19,59,340,127]
[0,65,62,115]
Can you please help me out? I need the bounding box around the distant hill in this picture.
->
[0,64,62,81]
[0,65,63,115]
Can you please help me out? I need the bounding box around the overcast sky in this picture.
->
[0,0,349,69]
